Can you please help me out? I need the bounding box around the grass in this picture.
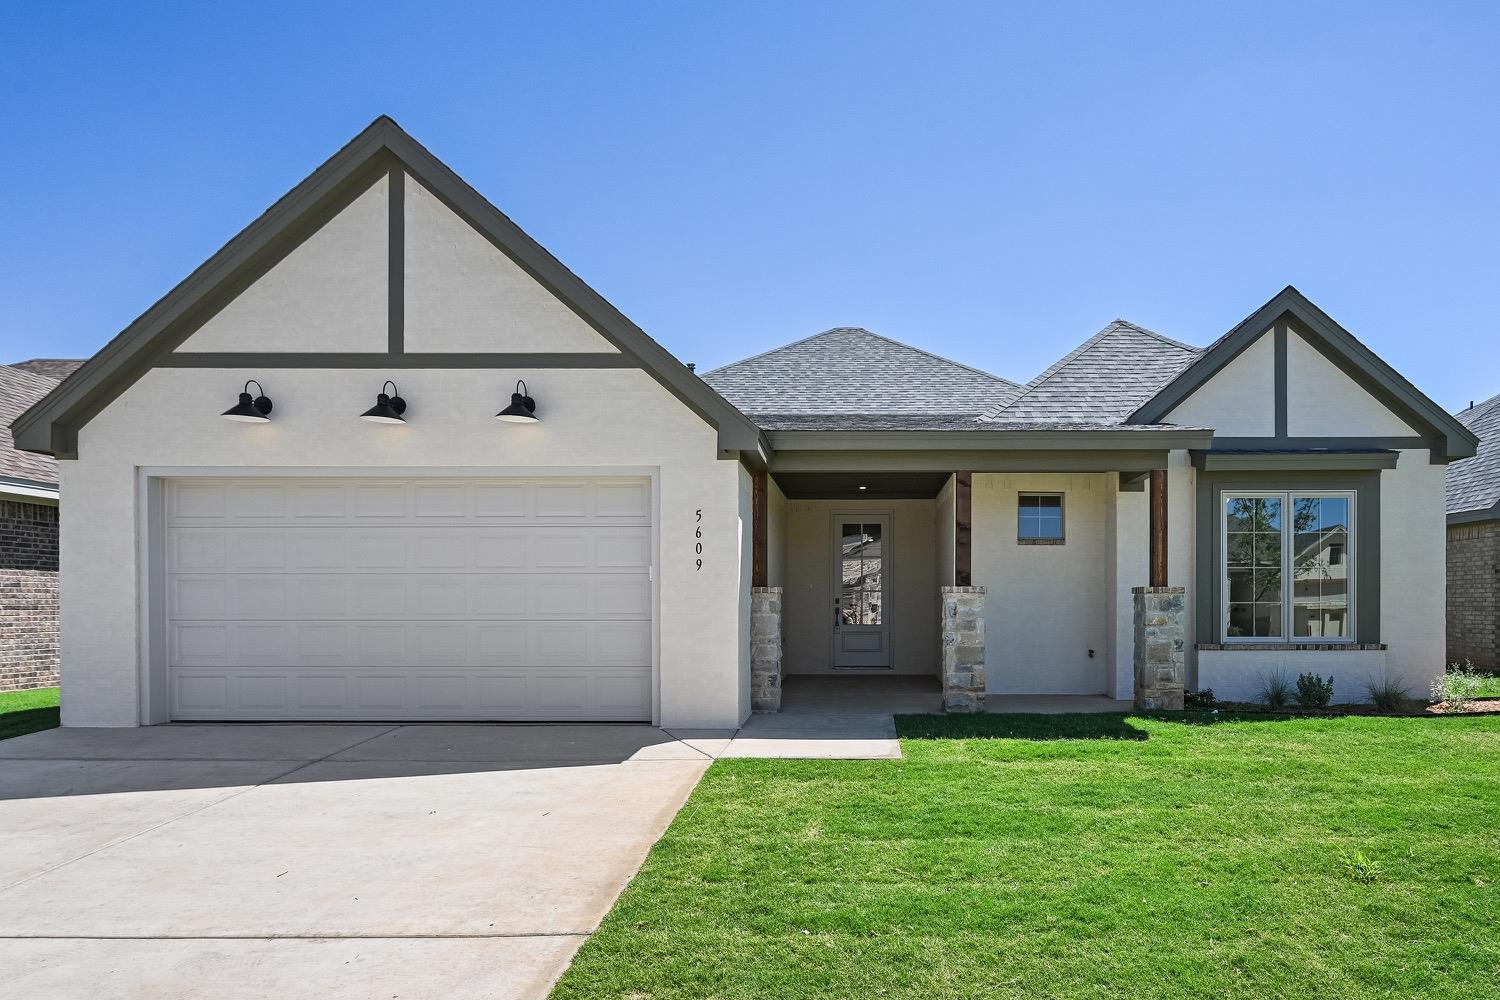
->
[553,712,1500,1000]
[0,687,59,741]
[1476,674,1500,699]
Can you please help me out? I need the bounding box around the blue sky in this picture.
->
[2,2,1497,410]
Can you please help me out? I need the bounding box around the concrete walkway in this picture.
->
[0,718,900,999]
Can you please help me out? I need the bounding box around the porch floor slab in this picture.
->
[779,675,1132,716]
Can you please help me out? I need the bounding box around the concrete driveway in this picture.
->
[0,723,712,999]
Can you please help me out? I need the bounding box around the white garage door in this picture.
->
[164,477,654,721]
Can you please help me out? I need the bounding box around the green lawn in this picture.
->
[0,687,59,741]
[1476,674,1500,699]
[553,713,1500,1000]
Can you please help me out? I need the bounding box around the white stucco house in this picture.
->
[13,118,1477,728]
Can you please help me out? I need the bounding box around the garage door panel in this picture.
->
[169,665,651,720]
[165,477,653,721]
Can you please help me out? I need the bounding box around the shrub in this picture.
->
[1184,688,1217,709]
[1364,674,1410,712]
[1257,670,1293,710]
[1431,662,1484,713]
[1295,673,1335,708]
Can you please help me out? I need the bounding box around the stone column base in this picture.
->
[1133,586,1185,710]
[751,587,784,713]
[941,586,986,713]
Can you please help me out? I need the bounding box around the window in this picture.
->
[1223,491,1353,641]
[1018,493,1064,542]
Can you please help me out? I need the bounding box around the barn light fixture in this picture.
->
[495,379,539,423]
[360,380,407,424]
[221,380,273,423]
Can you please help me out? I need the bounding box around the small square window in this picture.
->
[1018,493,1064,542]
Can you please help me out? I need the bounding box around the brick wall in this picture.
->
[0,499,60,691]
[1446,520,1500,671]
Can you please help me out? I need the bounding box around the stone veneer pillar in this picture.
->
[1133,586,1185,710]
[941,586,987,712]
[751,587,784,713]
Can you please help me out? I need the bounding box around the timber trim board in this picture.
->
[1192,450,1401,471]
[766,429,1214,452]
[13,116,763,458]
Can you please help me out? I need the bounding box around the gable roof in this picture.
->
[1129,286,1478,461]
[1448,392,1500,521]
[0,363,77,492]
[979,320,1201,424]
[702,327,1022,416]
[12,117,762,459]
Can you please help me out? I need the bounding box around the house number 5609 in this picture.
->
[695,509,703,570]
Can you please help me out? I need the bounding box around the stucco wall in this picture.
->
[1165,329,1276,435]
[1286,330,1418,437]
[782,499,937,675]
[973,473,1112,694]
[60,366,747,729]
[1198,649,1387,704]
[403,177,619,354]
[1379,450,1448,691]
[1193,449,1445,701]
[177,176,390,353]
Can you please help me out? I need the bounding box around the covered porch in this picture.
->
[747,428,1207,715]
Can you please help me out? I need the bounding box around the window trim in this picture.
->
[1017,491,1065,544]
[1219,489,1357,644]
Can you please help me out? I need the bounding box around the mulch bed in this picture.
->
[1200,700,1500,717]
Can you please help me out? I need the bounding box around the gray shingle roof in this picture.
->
[10,359,85,381]
[1447,393,1500,517]
[980,321,1201,424]
[0,364,69,487]
[702,328,1023,416]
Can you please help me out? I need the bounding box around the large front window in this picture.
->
[1223,492,1353,641]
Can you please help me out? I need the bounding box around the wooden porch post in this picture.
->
[954,471,972,587]
[751,468,768,588]
[1148,468,1168,587]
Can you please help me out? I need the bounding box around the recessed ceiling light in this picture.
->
[857,485,868,491]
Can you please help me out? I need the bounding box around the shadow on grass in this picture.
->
[0,707,60,742]
[895,710,1313,741]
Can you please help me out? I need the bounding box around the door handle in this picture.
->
[833,601,841,629]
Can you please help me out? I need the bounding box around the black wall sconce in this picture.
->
[495,379,539,423]
[221,380,273,423]
[360,380,407,424]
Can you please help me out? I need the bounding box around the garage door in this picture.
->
[164,477,653,721]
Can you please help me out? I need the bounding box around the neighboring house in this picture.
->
[10,118,1477,728]
[1446,394,1500,669]
[0,359,84,690]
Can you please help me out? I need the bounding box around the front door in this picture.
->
[832,514,891,667]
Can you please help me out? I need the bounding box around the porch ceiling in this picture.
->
[773,471,951,499]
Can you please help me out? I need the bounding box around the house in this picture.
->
[1,358,84,690]
[1446,394,1499,669]
[11,118,1477,728]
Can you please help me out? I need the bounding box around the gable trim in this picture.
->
[13,117,763,459]
[1130,287,1476,462]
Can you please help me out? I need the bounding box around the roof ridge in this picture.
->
[704,326,1022,389]
[1109,319,1201,353]
[849,328,1022,390]
[1458,391,1500,422]
[978,320,1200,422]
[700,328,850,376]
[981,324,1119,419]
